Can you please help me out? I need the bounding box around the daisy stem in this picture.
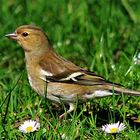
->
[112,133,117,140]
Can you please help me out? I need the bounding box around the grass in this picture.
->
[0,0,140,139]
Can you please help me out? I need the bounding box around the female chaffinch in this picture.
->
[5,25,140,119]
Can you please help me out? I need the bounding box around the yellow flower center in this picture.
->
[110,127,118,133]
[26,126,33,132]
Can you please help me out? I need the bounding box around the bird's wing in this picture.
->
[40,64,140,96]
[39,52,119,86]
[43,68,109,86]
[68,69,109,86]
[46,69,140,96]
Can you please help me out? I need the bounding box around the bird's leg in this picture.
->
[59,103,75,119]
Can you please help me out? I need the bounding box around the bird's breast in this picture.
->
[27,74,46,95]
[26,61,47,96]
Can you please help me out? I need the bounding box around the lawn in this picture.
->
[0,0,140,139]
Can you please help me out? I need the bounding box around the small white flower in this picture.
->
[133,52,140,65]
[19,120,40,133]
[57,42,62,47]
[101,121,126,133]
[125,52,140,76]
[65,39,70,45]
[61,133,68,140]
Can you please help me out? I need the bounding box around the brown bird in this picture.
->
[5,25,140,119]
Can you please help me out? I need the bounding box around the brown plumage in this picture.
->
[5,25,140,118]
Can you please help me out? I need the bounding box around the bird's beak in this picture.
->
[5,32,18,40]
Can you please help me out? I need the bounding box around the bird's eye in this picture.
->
[22,32,29,37]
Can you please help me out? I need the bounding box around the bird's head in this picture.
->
[5,25,50,52]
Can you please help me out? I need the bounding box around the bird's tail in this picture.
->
[107,84,140,96]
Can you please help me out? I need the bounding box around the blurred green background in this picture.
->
[1,0,140,83]
[0,0,140,139]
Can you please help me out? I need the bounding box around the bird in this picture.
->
[5,25,140,119]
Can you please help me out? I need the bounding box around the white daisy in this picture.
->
[101,121,126,133]
[19,120,40,133]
